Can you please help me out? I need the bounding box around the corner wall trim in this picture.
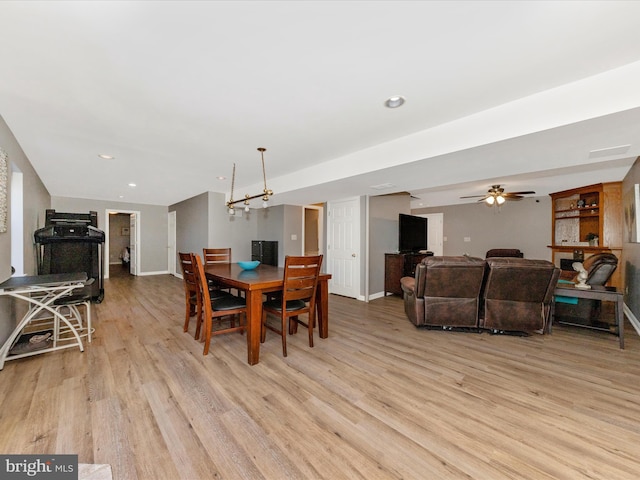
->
[624,303,640,337]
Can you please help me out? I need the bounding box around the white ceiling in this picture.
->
[1,1,640,208]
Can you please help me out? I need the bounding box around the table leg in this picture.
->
[246,290,263,365]
[616,295,624,349]
[316,279,329,339]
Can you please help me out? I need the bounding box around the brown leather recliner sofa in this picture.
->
[400,256,560,334]
[400,256,486,328]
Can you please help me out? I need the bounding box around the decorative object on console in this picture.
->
[573,262,590,289]
[226,147,273,214]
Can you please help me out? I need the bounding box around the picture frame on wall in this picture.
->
[624,183,640,243]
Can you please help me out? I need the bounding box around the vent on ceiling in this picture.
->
[369,183,396,190]
[588,144,631,158]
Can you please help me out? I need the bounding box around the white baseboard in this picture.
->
[368,291,386,300]
[137,270,169,276]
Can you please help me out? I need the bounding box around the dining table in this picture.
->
[204,263,331,365]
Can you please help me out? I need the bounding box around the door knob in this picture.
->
[352,253,356,257]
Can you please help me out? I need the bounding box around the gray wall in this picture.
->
[255,204,307,266]
[0,115,51,346]
[283,205,303,261]
[51,196,169,274]
[170,195,309,269]
[622,157,640,320]
[413,196,552,260]
[369,194,411,295]
[256,204,284,265]
[171,192,209,267]
[170,191,259,269]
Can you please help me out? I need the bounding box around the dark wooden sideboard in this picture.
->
[384,253,428,296]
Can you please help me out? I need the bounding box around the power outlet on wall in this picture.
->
[464,237,471,242]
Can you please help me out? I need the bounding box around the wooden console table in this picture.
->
[552,284,624,348]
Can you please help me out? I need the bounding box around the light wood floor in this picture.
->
[1,273,640,479]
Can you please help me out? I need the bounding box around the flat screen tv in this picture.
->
[398,213,428,253]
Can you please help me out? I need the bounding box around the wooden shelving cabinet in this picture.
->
[549,182,623,288]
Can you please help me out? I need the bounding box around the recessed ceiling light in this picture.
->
[98,154,114,159]
[217,176,226,181]
[385,96,405,108]
[128,183,136,187]
[119,195,124,199]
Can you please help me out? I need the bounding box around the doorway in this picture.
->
[302,205,323,256]
[105,209,140,279]
[419,213,444,256]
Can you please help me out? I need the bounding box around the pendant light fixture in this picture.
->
[226,147,274,215]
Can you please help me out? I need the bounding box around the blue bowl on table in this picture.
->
[238,260,260,270]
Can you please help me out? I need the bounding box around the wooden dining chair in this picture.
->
[203,247,241,295]
[261,255,323,357]
[179,252,232,340]
[193,253,247,356]
[178,252,205,339]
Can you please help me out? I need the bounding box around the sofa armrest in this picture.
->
[400,276,415,295]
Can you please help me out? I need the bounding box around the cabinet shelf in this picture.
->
[555,207,599,214]
[555,212,599,219]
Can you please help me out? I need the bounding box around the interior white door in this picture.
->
[168,211,176,276]
[129,213,137,275]
[327,197,360,298]
[420,213,444,256]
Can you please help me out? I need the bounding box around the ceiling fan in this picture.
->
[460,184,536,205]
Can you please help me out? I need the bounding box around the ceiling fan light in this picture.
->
[485,196,495,205]
[496,195,506,205]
